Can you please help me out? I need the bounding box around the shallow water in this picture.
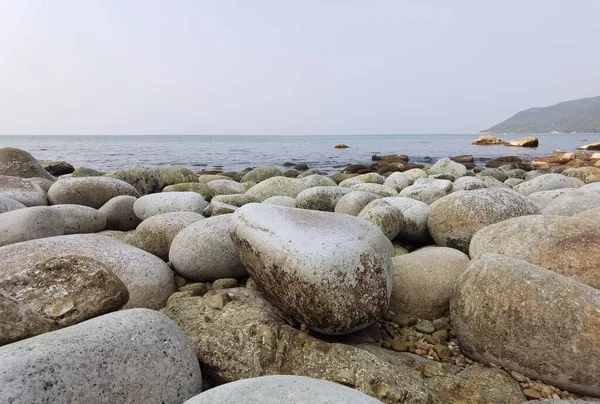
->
[1,134,599,173]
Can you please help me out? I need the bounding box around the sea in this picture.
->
[1,134,600,174]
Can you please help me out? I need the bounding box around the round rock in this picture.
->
[294,186,351,212]
[0,175,47,206]
[106,165,164,195]
[53,204,107,234]
[99,195,142,231]
[380,197,432,244]
[133,192,207,220]
[358,200,403,240]
[0,147,55,180]
[334,191,381,216]
[47,177,139,208]
[136,212,204,260]
[0,207,65,247]
[513,173,583,196]
[0,196,25,214]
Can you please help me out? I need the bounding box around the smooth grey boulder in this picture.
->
[38,160,74,177]
[428,157,467,178]
[383,172,410,192]
[183,375,382,404]
[0,196,25,213]
[414,178,453,192]
[28,177,55,193]
[163,182,215,201]
[358,199,403,240]
[295,186,351,212]
[451,254,600,397]
[262,195,296,207]
[133,192,207,220]
[514,173,583,195]
[240,166,282,183]
[0,147,55,180]
[350,183,397,197]
[0,309,202,404]
[402,168,428,185]
[169,214,246,281]
[211,194,257,207]
[98,195,142,231]
[135,212,204,260]
[334,191,380,216]
[53,204,107,234]
[478,168,508,182]
[380,197,432,244]
[390,247,470,320]
[479,175,511,189]
[47,177,139,208]
[159,166,197,186]
[0,235,175,310]
[197,174,232,184]
[452,177,487,192]
[0,207,65,247]
[527,188,576,209]
[208,179,246,195]
[469,215,600,289]
[427,188,539,253]
[203,201,238,216]
[503,178,524,187]
[229,204,393,334]
[339,173,385,187]
[0,175,47,206]
[541,190,600,216]
[245,175,335,202]
[399,184,447,204]
[106,165,164,195]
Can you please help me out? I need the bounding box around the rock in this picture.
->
[414,178,453,192]
[52,204,107,234]
[0,309,202,403]
[28,177,54,193]
[262,196,296,207]
[402,168,428,185]
[97,230,138,246]
[0,196,25,213]
[245,175,335,202]
[0,255,128,345]
[203,201,238,216]
[451,254,600,397]
[70,167,104,177]
[241,167,282,183]
[0,175,47,206]
[472,135,505,145]
[242,181,256,190]
[485,156,522,168]
[382,197,432,244]
[159,166,197,186]
[293,163,309,171]
[0,235,174,309]
[221,171,245,182]
[452,155,474,163]
[399,185,447,205]
[575,206,600,224]
[334,191,380,216]
[390,247,470,320]
[383,172,410,192]
[211,194,257,207]
[469,215,600,289]
[106,165,164,195]
[505,136,539,147]
[478,168,508,182]
[135,212,204,260]
[372,154,409,163]
[0,206,65,247]
[208,179,246,195]
[513,173,583,195]
[48,177,139,208]
[229,204,393,334]
[294,186,351,212]
[452,177,487,192]
[169,214,246,281]
[578,142,600,150]
[330,173,357,184]
[0,147,55,180]
[212,278,238,290]
[541,190,600,216]
[506,168,527,179]
[536,153,576,165]
[358,200,403,240]
[98,195,142,231]
[350,183,398,197]
[503,178,525,187]
[414,319,435,334]
[562,166,600,183]
[428,188,539,252]
[163,182,216,200]
[38,160,74,176]
[428,158,467,178]
[339,173,385,187]
[334,144,349,149]
[133,192,207,220]
[183,375,382,404]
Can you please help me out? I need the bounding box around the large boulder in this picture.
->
[513,173,583,196]
[38,160,74,176]
[0,147,55,180]
[0,196,25,213]
[562,166,600,183]
[390,247,470,320]
[427,188,539,253]
[472,135,505,145]
[350,183,397,197]
[469,215,600,289]
[399,184,447,205]
[505,136,538,147]
[382,197,432,244]
[452,177,487,192]
[163,182,215,201]
[428,157,467,178]
[383,172,410,192]
[541,190,600,216]
[334,191,380,216]
[0,175,47,206]
[52,204,107,234]
[169,214,246,281]
[241,166,282,183]
[0,235,174,309]
[0,206,65,247]
[358,199,403,240]
[133,192,207,220]
[98,195,142,231]
[159,166,197,186]
[294,186,351,212]
[229,204,393,334]
[135,212,204,261]
[451,254,600,397]
[0,309,202,403]
[48,177,139,208]
[245,175,335,202]
[208,179,246,195]
[106,165,164,195]
[183,375,382,404]
[1,255,128,345]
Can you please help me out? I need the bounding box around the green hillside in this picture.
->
[483,96,600,134]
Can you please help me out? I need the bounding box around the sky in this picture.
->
[0,0,599,135]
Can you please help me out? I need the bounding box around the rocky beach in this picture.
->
[2,140,600,403]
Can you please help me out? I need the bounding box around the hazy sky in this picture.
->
[1,1,599,135]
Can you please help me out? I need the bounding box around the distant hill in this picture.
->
[482,96,600,134]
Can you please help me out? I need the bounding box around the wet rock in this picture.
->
[358,200,403,240]
[241,167,282,183]
[170,214,246,281]
[229,204,393,334]
[0,235,174,309]
[133,192,207,220]
[472,135,505,145]
[334,191,381,216]
[0,196,25,213]
[48,177,139,208]
[106,165,164,195]
[0,255,128,345]
[38,160,74,176]
[294,163,309,171]
[0,206,65,246]
[390,247,470,320]
[0,309,202,403]
[136,212,204,260]
[53,204,107,234]
[451,254,600,397]
[428,188,539,252]
[372,154,409,163]
[0,147,55,180]
[578,142,600,150]
[295,186,351,212]
[452,155,474,163]
[98,195,142,231]
[0,175,47,206]
[505,136,538,147]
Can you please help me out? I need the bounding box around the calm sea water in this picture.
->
[1,134,600,173]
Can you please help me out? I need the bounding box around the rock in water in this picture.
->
[183,375,383,404]
[229,203,393,334]
[0,309,202,403]
[505,136,539,147]
[0,147,56,180]
[427,188,539,253]
[0,255,128,345]
[451,254,600,397]
[472,135,505,145]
